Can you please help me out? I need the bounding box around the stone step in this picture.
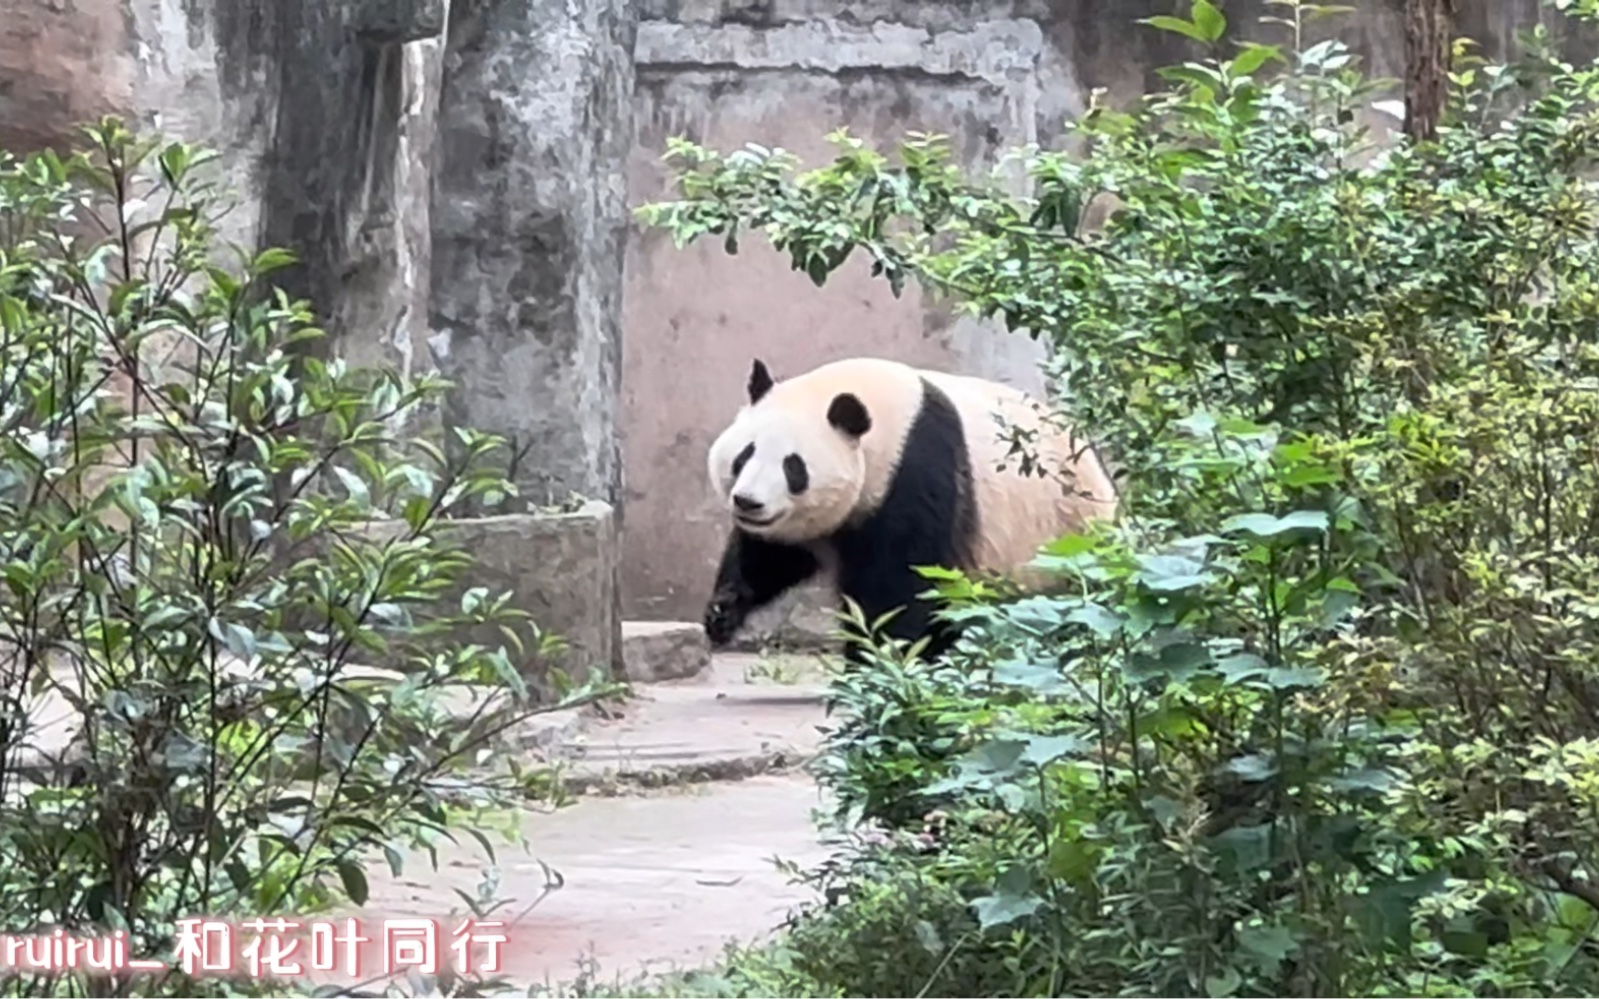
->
[545,652,830,792]
[620,620,711,683]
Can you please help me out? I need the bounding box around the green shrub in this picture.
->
[0,120,610,997]
[638,0,1599,995]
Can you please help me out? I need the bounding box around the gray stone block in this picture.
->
[732,580,844,653]
[621,620,710,683]
[354,500,623,702]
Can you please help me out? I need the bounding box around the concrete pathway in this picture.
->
[322,651,839,994]
[17,642,840,994]
[358,774,829,989]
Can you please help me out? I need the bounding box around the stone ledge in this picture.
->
[732,579,844,653]
[636,17,1045,83]
[349,501,623,703]
[8,660,595,789]
[621,620,712,683]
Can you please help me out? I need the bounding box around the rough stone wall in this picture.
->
[429,0,637,513]
[0,0,137,158]
[0,0,444,395]
[0,0,638,510]
[618,0,1597,633]
[0,0,636,681]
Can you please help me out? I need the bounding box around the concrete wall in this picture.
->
[616,0,1592,630]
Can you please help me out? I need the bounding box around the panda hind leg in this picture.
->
[704,528,821,648]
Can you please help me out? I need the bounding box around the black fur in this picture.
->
[748,359,774,404]
[827,393,872,438]
[833,377,976,663]
[783,454,809,493]
[704,376,979,666]
[704,529,821,646]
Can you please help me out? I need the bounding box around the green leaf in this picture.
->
[1191,0,1227,42]
[337,858,370,906]
[1238,922,1299,976]
[943,731,1088,787]
[1040,533,1100,558]
[162,732,210,773]
[1066,602,1124,638]
[991,660,1072,695]
[1327,767,1398,796]
[971,866,1043,930]
[332,465,371,508]
[1319,587,1361,627]
[1231,42,1282,76]
[1264,665,1324,690]
[208,617,258,660]
[1205,966,1242,998]
[1125,638,1210,685]
[0,296,25,334]
[1135,553,1213,592]
[971,891,1043,930]
[1006,596,1066,632]
[1018,733,1088,767]
[1137,14,1213,43]
[1214,652,1270,683]
[253,246,299,275]
[462,586,491,615]
[804,253,830,287]
[1047,838,1101,885]
[1210,823,1274,874]
[1220,510,1328,540]
[1174,410,1218,438]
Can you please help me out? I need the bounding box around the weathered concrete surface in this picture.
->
[0,0,451,456]
[355,504,625,698]
[429,0,639,514]
[621,621,712,682]
[306,773,829,992]
[549,652,829,790]
[286,651,836,993]
[14,655,593,779]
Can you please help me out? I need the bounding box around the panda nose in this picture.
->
[732,494,764,513]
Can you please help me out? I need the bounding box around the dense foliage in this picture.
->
[637,1,1599,995]
[0,120,605,997]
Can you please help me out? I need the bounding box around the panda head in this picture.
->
[707,358,874,543]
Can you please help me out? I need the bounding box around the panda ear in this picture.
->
[748,359,774,404]
[827,393,871,439]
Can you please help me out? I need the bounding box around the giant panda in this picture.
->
[702,355,1119,665]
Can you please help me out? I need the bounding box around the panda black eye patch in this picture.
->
[783,454,809,494]
[732,442,755,477]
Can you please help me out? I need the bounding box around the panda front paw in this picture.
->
[704,592,745,648]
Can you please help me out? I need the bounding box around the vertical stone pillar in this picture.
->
[429,0,637,513]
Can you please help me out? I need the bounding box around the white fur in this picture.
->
[921,369,1118,587]
[706,357,1118,580]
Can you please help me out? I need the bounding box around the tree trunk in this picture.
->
[1403,0,1458,143]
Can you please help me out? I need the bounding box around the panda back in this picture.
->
[918,370,1118,583]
